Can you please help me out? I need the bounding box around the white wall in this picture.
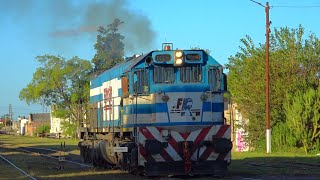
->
[20,119,28,135]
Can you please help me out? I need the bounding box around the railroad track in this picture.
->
[17,146,93,168]
[0,154,37,180]
[0,144,94,179]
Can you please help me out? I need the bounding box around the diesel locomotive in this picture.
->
[79,43,232,176]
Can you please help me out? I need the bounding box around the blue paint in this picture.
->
[122,121,223,128]
[150,84,210,93]
[90,94,103,103]
[101,120,121,127]
[123,103,168,115]
[203,102,224,112]
[118,88,122,97]
[122,102,224,115]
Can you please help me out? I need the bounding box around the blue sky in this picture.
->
[0,0,319,119]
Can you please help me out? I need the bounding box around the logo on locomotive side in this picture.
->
[104,86,112,111]
[170,98,200,117]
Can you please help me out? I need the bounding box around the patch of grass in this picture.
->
[229,151,320,176]
[0,134,79,147]
[0,134,80,155]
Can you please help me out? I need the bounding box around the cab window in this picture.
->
[133,69,149,94]
[208,66,221,91]
[153,66,175,84]
[180,65,202,83]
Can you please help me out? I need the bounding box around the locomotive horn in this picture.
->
[145,56,153,65]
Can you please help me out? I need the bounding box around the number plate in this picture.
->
[114,147,128,152]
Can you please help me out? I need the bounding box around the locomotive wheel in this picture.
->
[137,166,145,176]
[84,147,92,163]
[91,148,98,167]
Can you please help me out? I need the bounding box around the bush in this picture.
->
[35,124,50,134]
[284,88,320,154]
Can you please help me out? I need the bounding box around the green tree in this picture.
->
[92,18,125,72]
[284,88,320,154]
[227,26,320,150]
[61,120,78,138]
[227,35,266,148]
[19,55,92,138]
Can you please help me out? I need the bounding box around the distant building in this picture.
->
[50,115,67,135]
[20,117,28,135]
[224,102,249,152]
[26,113,50,136]
[50,105,67,136]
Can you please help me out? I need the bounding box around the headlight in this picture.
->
[175,58,183,65]
[175,51,183,58]
[174,51,184,66]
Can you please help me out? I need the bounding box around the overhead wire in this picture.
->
[271,5,320,8]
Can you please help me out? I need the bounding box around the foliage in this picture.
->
[35,124,50,134]
[19,55,92,137]
[284,88,320,154]
[227,25,320,150]
[92,18,125,72]
[271,121,297,152]
[61,120,77,138]
[0,117,11,128]
[227,35,266,147]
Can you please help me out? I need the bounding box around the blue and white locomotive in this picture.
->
[79,43,232,176]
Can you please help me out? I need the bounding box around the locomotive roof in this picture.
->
[90,52,151,89]
[90,49,222,89]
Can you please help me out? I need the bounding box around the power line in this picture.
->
[250,0,265,7]
[0,107,42,111]
[272,5,320,8]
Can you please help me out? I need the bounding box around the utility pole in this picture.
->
[265,2,271,154]
[3,111,6,130]
[9,104,13,126]
[250,0,271,153]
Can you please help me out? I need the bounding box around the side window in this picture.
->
[133,69,149,94]
[208,66,221,91]
[180,65,202,83]
[153,66,175,83]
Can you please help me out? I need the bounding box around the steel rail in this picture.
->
[18,148,93,168]
[0,154,37,180]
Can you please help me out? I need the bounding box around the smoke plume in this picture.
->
[0,0,156,54]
